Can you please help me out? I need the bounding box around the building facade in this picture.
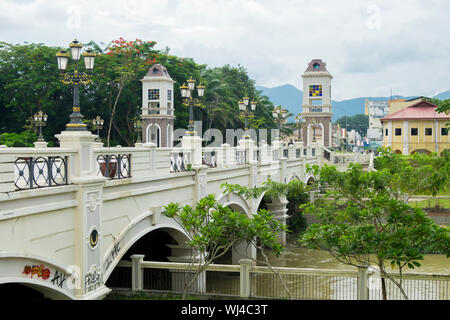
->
[381,100,450,155]
[365,99,388,141]
[301,59,333,147]
[141,64,175,147]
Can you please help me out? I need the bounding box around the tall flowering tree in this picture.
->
[101,38,160,146]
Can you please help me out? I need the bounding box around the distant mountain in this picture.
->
[256,85,449,122]
[434,90,450,100]
[255,84,301,121]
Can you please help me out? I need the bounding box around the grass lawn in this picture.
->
[409,198,450,209]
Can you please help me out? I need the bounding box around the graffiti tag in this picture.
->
[50,270,68,288]
[85,269,103,293]
[104,240,121,272]
[22,265,51,280]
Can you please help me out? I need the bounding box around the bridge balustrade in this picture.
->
[272,149,279,161]
[96,154,131,179]
[235,149,247,165]
[202,148,217,168]
[170,149,191,172]
[0,147,76,192]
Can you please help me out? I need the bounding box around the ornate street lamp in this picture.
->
[311,121,319,142]
[91,115,104,141]
[180,77,205,136]
[134,118,143,144]
[56,39,96,131]
[272,105,288,131]
[33,110,48,142]
[294,114,303,141]
[238,97,256,139]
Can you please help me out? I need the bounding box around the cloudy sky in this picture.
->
[1,0,449,100]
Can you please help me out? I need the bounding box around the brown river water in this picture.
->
[263,237,450,274]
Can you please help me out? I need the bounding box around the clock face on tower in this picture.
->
[309,85,322,97]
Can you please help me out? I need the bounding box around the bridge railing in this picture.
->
[202,148,217,168]
[94,146,151,179]
[169,148,191,172]
[0,147,76,192]
[109,259,450,300]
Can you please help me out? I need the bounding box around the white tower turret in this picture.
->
[141,64,175,147]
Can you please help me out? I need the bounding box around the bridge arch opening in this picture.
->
[105,226,189,291]
[0,283,49,300]
[0,280,72,300]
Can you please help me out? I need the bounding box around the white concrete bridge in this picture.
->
[0,130,372,300]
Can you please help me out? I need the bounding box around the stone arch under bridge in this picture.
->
[102,212,190,283]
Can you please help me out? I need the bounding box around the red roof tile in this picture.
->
[381,100,449,121]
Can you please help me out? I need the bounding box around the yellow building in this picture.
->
[381,100,449,155]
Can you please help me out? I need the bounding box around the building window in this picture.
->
[312,148,316,156]
[425,128,432,136]
[411,128,418,136]
[167,89,172,101]
[442,127,449,136]
[148,89,160,101]
[385,128,388,136]
[395,128,402,136]
[303,148,307,156]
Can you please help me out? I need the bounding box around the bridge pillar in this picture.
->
[265,196,289,246]
[193,166,208,202]
[232,241,256,265]
[166,244,206,294]
[259,141,271,165]
[181,135,203,169]
[56,131,110,299]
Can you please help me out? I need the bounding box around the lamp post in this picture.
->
[180,77,205,136]
[33,110,48,142]
[91,115,104,141]
[56,39,96,131]
[294,114,302,141]
[238,97,256,139]
[311,121,319,142]
[272,106,288,141]
[134,118,143,144]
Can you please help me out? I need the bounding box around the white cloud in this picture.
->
[0,0,449,100]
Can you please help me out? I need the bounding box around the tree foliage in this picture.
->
[0,40,278,147]
[335,114,369,136]
[299,151,450,300]
[163,194,286,299]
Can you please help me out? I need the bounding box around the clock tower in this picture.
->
[301,59,333,147]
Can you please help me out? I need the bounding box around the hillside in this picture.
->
[256,85,449,122]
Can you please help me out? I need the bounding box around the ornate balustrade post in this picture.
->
[259,141,271,165]
[215,143,228,167]
[223,143,237,166]
[238,138,256,164]
[181,135,204,169]
[55,130,109,299]
[239,259,253,298]
[130,254,145,292]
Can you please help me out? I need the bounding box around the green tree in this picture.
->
[299,159,450,300]
[424,98,450,127]
[163,194,287,299]
[336,114,369,136]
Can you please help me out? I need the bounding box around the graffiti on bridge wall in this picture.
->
[22,265,51,280]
